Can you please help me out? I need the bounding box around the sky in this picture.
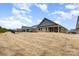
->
[0,3,79,30]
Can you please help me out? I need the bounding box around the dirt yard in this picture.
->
[0,32,79,56]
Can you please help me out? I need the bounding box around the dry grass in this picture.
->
[0,32,79,56]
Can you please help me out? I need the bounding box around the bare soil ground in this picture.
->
[0,32,79,56]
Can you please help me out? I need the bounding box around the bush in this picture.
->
[0,28,8,33]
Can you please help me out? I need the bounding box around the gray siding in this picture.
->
[38,18,57,27]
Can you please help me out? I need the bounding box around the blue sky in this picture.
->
[0,3,79,30]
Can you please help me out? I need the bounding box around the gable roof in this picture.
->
[37,18,57,27]
[37,18,68,30]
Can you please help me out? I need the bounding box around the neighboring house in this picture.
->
[68,16,79,34]
[76,16,79,33]
[36,18,68,33]
[22,26,31,32]
[16,28,23,32]
[21,26,34,32]
[68,29,77,34]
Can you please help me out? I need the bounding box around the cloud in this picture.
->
[35,4,48,12]
[0,16,33,29]
[12,7,27,16]
[65,4,77,9]
[65,3,79,10]
[0,18,26,29]
[54,20,61,24]
[18,15,32,23]
[50,9,79,30]
[36,19,42,24]
[70,10,79,16]
[0,3,33,29]
[12,8,21,15]
[52,10,79,20]
[12,4,32,23]
[51,11,73,20]
[28,15,32,19]
[13,3,32,12]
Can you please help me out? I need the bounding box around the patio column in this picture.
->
[58,25,59,32]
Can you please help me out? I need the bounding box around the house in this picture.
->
[36,18,68,33]
[21,26,35,32]
[20,18,68,33]
[76,16,79,33]
[17,26,37,32]
[16,26,34,32]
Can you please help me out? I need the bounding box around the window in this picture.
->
[23,30,25,32]
[39,28,42,31]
